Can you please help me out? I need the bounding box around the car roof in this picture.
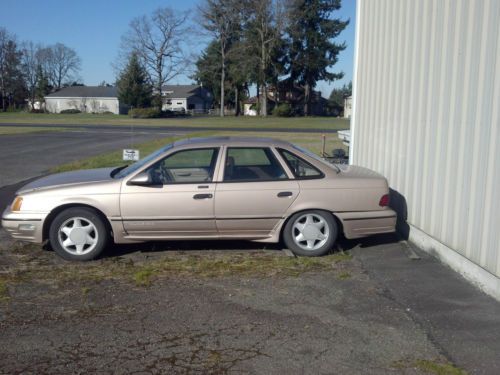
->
[173,136,294,148]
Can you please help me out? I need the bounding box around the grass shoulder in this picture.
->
[50,130,346,173]
[0,112,350,130]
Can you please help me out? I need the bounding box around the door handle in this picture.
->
[193,193,213,200]
[277,191,293,197]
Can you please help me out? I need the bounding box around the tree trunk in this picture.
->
[304,82,311,116]
[156,64,163,110]
[261,84,267,117]
[234,86,240,116]
[220,47,225,117]
[256,82,260,115]
[260,41,267,117]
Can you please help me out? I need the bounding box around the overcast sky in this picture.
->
[1,0,356,97]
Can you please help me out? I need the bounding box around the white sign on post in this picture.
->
[123,149,140,161]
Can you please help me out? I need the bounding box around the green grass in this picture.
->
[0,112,349,130]
[51,130,346,173]
[414,360,467,375]
[133,267,156,286]
[393,359,467,375]
[0,246,353,292]
[0,280,9,301]
[0,126,69,135]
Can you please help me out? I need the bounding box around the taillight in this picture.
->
[379,194,389,207]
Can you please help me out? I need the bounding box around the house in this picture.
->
[268,80,327,115]
[161,85,213,113]
[351,0,499,300]
[242,81,327,116]
[45,86,121,114]
[243,97,258,116]
[343,95,352,118]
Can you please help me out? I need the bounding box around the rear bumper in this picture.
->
[1,207,47,243]
[336,209,397,239]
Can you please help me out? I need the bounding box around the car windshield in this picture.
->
[292,143,341,173]
[113,143,174,179]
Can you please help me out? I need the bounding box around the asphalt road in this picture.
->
[1,232,499,374]
[0,122,345,134]
[0,130,189,188]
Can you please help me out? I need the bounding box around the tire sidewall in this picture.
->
[49,207,108,261]
[283,210,337,257]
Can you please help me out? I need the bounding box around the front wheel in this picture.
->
[283,210,338,257]
[49,207,109,261]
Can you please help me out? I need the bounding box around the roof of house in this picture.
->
[162,85,210,99]
[46,86,118,98]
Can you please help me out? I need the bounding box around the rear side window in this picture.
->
[224,147,287,182]
[278,149,323,179]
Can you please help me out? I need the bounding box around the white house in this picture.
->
[45,86,120,114]
[351,0,499,299]
[343,95,352,118]
[161,85,213,113]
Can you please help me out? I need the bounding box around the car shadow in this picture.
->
[103,239,283,258]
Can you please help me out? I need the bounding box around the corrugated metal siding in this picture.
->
[352,0,500,277]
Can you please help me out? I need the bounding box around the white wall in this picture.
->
[352,0,499,294]
[45,97,119,114]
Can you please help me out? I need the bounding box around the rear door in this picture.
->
[214,147,299,237]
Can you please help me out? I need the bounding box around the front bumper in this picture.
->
[1,207,47,243]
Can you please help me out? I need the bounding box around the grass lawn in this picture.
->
[0,112,349,130]
[52,130,346,173]
[0,126,69,135]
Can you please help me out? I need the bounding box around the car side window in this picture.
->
[147,148,219,184]
[278,149,323,179]
[224,147,287,182]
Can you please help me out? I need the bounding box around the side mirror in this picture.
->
[127,171,153,186]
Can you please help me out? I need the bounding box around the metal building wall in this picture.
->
[351,0,500,278]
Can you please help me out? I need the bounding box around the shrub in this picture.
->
[272,103,294,117]
[128,107,161,118]
[101,111,115,115]
[60,109,81,114]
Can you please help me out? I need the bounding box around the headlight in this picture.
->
[11,196,23,211]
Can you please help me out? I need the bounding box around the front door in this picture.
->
[120,147,220,239]
[215,147,299,237]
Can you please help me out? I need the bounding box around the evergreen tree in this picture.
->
[117,53,152,109]
[0,29,25,111]
[328,81,351,115]
[286,0,349,115]
[35,64,50,104]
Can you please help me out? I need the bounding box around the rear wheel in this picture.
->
[49,207,109,261]
[283,210,337,257]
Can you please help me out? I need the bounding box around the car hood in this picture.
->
[17,167,116,194]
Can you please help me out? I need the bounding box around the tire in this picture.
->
[49,207,109,261]
[283,210,337,257]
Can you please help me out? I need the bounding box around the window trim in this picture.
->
[221,146,290,183]
[145,147,220,185]
[277,148,325,180]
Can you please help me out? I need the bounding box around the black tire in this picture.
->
[49,207,109,261]
[283,210,337,257]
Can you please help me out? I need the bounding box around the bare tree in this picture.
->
[121,7,189,108]
[199,0,241,117]
[48,43,81,90]
[20,41,42,110]
[246,0,286,116]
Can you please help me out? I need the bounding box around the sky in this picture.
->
[0,0,356,97]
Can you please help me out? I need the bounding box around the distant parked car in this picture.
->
[2,137,396,261]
